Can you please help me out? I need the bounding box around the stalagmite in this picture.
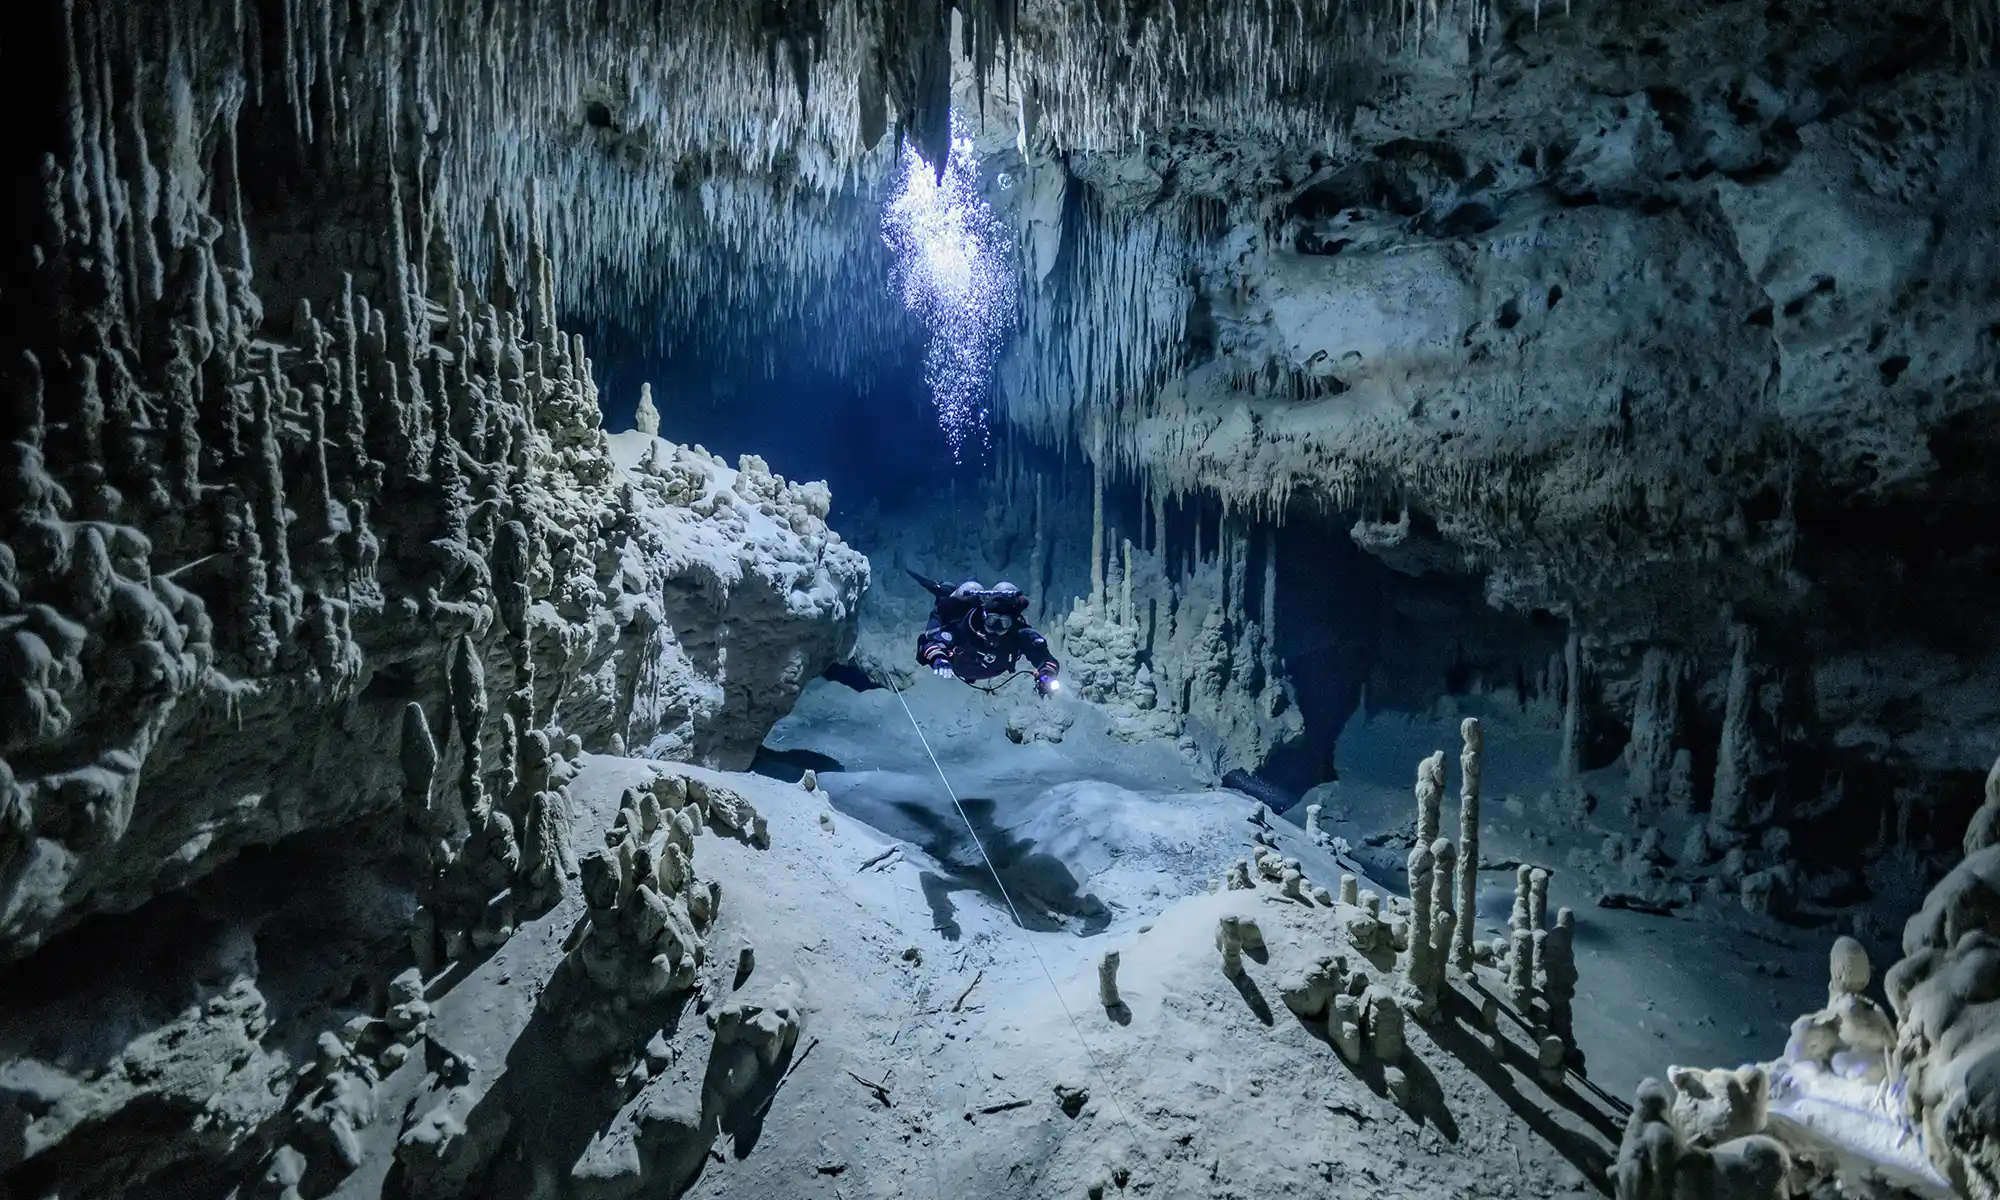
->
[493,520,531,640]
[1558,624,1585,815]
[1709,624,1756,837]
[1366,986,1404,1061]
[401,702,440,820]
[1406,840,1435,998]
[1625,648,1682,814]
[1540,908,1577,1045]
[1962,753,2000,856]
[1260,527,1276,645]
[1216,915,1247,979]
[249,379,295,619]
[1430,839,1457,969]
[1029,475,1046,608]
[449,634,488,818]
[1415,750,1444,848]
[1453,718,1482,972]
[1151,483,1166,560]
[635,382,660,436]
[1508,865,1535,1009]
[1410,828,1458,1017]
[1537,1035,1566,1088]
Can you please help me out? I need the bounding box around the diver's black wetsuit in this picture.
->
[910,572,1059,686]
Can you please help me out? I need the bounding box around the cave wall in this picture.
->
[980,0,2000,869]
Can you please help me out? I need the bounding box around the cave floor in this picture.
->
[618,720,1605,1199]
[760,678,1835,1102]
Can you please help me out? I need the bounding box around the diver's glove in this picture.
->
[1035,668,1061,698]
[931,661,956,679]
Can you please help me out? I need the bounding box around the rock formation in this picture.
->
[0,2,865,1188]
[1616,753,2000,1200]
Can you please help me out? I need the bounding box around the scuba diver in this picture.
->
[908,570,1062,698]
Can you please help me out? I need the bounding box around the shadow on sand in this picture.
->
[890,796,1111,940]
[749,744,846,782]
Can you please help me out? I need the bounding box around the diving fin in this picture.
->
[905,566,952,599]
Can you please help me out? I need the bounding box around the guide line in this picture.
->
[886,677,1146,1155]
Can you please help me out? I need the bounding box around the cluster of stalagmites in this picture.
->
[267,968,437,1195]
[0,75,632,959]
[0,5,869,1195]
[1214,856,1417,1102]
[1616,754,2000,1200]
[402,631,583,972]
[556,771,767,1075]
[1208,719,1579,1107]
[549,772,804,1200]
[1487,623,1869,930]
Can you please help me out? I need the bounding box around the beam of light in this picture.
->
[881,117,1018,461]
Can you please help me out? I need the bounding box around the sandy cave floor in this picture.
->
[757,677,1840,1103]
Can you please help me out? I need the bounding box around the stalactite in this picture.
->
[1029,474,1045,614]
[1120,538,1133,629]
[1090,439,1105,611]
